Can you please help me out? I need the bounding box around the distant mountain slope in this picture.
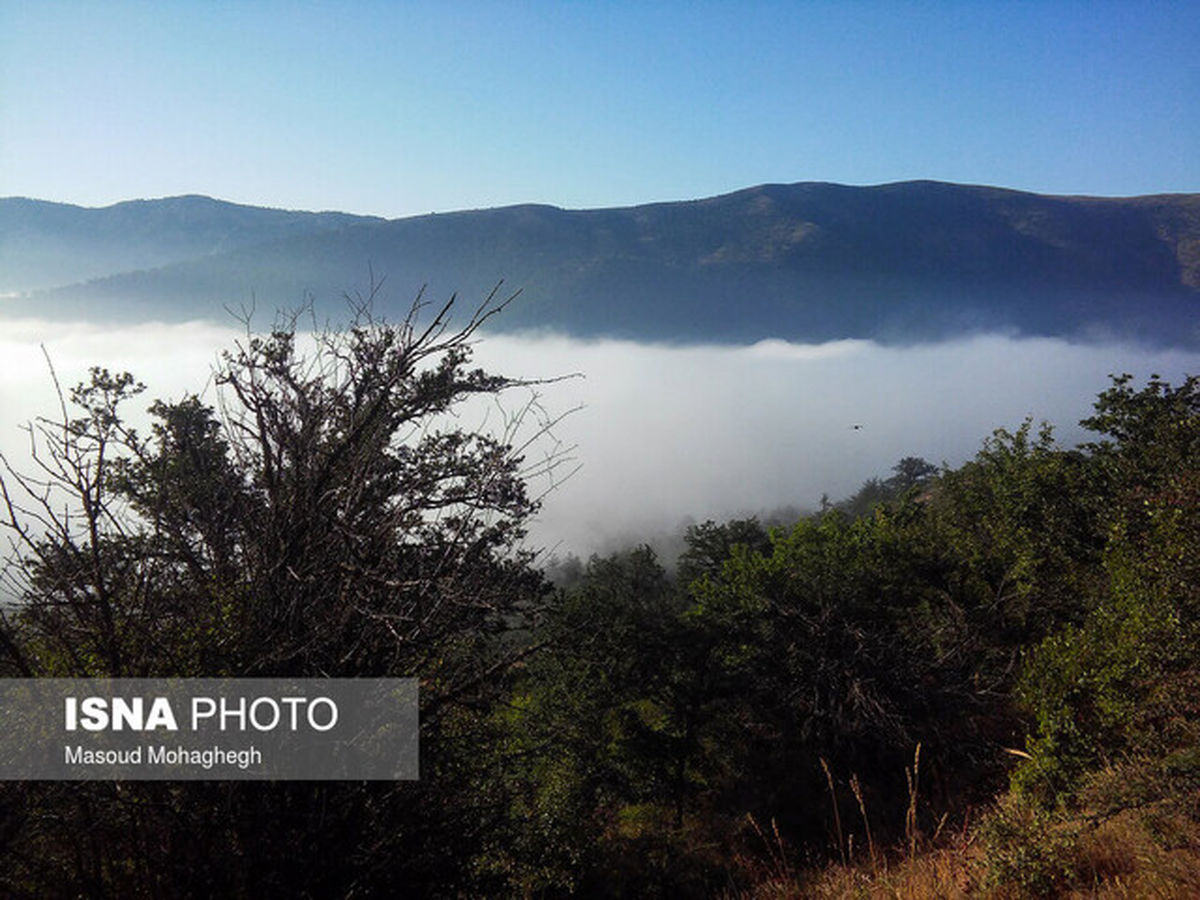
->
[3,182,1198,345]
[0,195,380,292]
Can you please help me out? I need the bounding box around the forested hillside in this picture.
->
[511,374,1200,896]
[0,295,1197,896]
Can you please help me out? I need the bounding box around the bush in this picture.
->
[981,794,1080,896]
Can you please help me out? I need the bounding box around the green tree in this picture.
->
[834,456,936,519]
[1081,372,1200,491]
[683,510,960,853]
[887,456,938,494]
[676,517,770,585]
[493,545,744,896]
[927,421,1106,656]
[1015,374,1200,802]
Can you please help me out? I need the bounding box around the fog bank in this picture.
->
[2,319,1198,560]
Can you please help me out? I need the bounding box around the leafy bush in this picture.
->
[981,794,1080,896]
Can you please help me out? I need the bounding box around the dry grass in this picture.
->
[800,837,985,899]
[740,804,1200,899]
[734,748,1200,899]
[1061,802,1200,899]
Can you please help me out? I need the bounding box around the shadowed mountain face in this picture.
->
[2,181,1197,345]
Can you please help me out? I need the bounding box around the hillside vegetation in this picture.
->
[0,294,1196,896]
[509,373,1200,897]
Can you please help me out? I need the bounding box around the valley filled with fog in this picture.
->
[2,315,1198,561]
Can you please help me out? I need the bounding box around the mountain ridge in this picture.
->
[2,181,1197,345]
[0,195,382,293]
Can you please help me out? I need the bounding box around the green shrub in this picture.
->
[981,794,1080,896]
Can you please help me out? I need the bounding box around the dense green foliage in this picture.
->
[489,374,1199,895]
[1,323,1197,896]
[1014,376,1200,802]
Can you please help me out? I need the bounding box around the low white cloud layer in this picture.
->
[2,318,1198,561]
[472,333,1200,555]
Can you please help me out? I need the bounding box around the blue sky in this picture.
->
[1,1,1196,217]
